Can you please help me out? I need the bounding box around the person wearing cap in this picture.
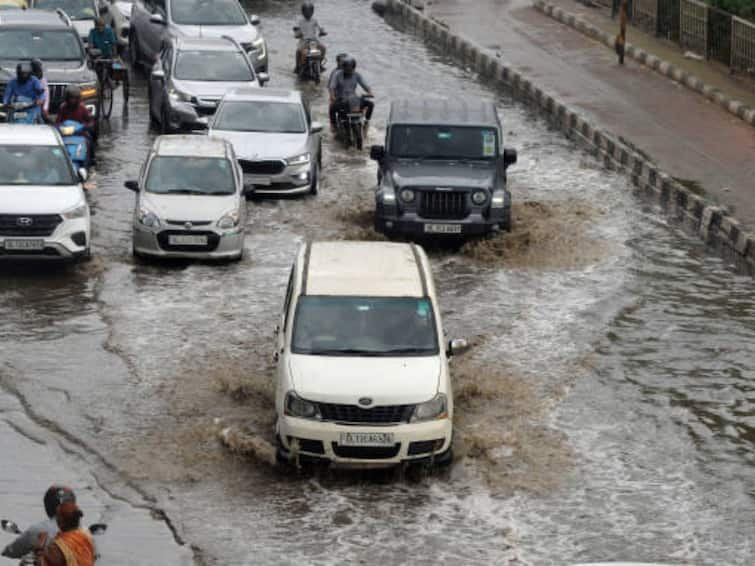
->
[35,501,95,566]
[1,486,75,559]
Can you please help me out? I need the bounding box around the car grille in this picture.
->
[0,214,62,237]
[331,443,401,460]
[418,190,469,220]
[156,230,220,252]
[165,219,213,227]
[316,403,414,425]
[239,160,286,176]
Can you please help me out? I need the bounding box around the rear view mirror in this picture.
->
[149,13,166,25]
[151,68,165,81]
[257,72,269,86]
[78,168,88,183]
[310,121,323,134]
[124,180,139,192]
[250,14,260,26]
[447,338,470,356]
[503,148,517,168]
[370,145,385,161]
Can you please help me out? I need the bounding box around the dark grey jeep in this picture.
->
[370,98,517,238]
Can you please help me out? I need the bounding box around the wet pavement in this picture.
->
[1,1,753,564]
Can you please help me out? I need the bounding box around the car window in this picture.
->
[213,101,306,134]
[173,50,252,81]
[169,0,246,25]
[145,156,236,195]
[389,125,499,160]
[34,0,97,20]
[153,0,164,15]
[0,29,84,61]
[0,145,77,186]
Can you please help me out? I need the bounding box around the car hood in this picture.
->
[173,23,258,42]
[210,130,307,160]
[141,192,237,222]
[390,161,496,189]
[0,62,94,84]
[0,185,84,214]
[173,79,259,99]
[288,354,441,406]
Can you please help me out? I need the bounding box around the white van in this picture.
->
[274,241,469,467]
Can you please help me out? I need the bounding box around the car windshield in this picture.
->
[389,125,499,160]
[170,0,247,26]
[145,156,235,195]
[0,145,77,186]
[292,296,439,356]
[34,0,96,20]
[213,101,305,133]
[174,50,252,82]
[0,29,84,61]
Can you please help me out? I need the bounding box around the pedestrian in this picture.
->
[615,0,628,65]
[34,500,95,566]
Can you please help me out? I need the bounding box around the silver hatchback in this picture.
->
[125,135,250,260]
[209,88,323,196]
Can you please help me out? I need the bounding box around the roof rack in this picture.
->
[55,8,72,27]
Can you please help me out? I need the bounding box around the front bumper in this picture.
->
[375,208,509,238]
[0,217,90,261]
[243,164,312,196]
[277,415,453,468]
[133,225,244,259]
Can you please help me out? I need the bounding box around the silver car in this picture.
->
[209,88,323,196]
[148,36,267,133]
[125,135,249,260]
[128,0,267,73]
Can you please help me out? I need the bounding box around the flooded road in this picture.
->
[1,1,753,564]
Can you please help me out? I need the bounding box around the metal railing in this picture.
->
[679,0,708,55]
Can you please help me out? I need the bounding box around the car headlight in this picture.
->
[168,88,192,103]
[471,190,488,205]
[399,188,415,203]
[381,185,397,205]
[62,202,88,220]
[411,393,448,423]
[138,207,161,228]
[284,391,320,420]
[79,83,97,99]
[252,37,266,59]
[286,152,310,167]
[217,210,239,230]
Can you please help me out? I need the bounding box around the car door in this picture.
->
[142,0,167,62]
[149,45,170,118]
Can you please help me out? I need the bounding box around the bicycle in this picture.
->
[88,48,130,121]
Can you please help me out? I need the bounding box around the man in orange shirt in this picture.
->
[35,501,95,566]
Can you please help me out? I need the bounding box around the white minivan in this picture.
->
[274,241,469,467]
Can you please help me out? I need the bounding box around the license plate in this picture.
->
[4,239,44,250]
[14,112,28,119]
[424,223,462,234]
[339,432,395,446]
[244,175,271,186]
[169,235,207,246]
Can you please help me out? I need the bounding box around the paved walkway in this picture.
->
[426,0,755,229]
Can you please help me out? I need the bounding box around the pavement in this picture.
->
[424,0,755,229]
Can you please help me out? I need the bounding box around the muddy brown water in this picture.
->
[1,1,753,564]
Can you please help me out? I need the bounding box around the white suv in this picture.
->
[274,241,469,468]
[0,125,91,261]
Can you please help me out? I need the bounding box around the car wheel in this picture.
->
[309,164,319,195]
[76,247,92,263]
[500,207,512,232]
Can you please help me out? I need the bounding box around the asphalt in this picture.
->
[425,0,755,229]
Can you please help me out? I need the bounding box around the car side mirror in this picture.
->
[503,148,517,168]
[151,68,165,81]
[447,338,470,356]
[250,14,260,26]
[310,121,323,134]
[1,520,21,535]
[124,180,139,192]
[78,168,88,182]
[88,523,107,536]
[370,145,386,161]
[149,13,166,25]
[257,72,269,86]
[242,183,254,197]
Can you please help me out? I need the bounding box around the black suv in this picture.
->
[0,10,98,118]
[370,98,517,238]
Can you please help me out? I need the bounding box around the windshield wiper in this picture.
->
[306,348,386,357]
[380,347,436,354]
[161,188,207,194]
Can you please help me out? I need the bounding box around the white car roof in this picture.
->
[153,135,229,158]
[0,125,60,146]
[305,241,426,298]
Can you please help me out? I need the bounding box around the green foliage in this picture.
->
[709,0,755,22]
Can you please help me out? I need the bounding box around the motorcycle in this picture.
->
[335,94,372,150]
[3,97,42,124]
[2,519,107,565]
[296,35,327,84]
[57,120,90,171]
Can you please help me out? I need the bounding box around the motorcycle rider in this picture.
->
[31,58,50,121]
[34,501,95,566]
[328,56,374,131]
[293,2,326,73]
[327,53,349,89]
[1,485,76,559]
[55,85,96,164]
[2,62,45,109]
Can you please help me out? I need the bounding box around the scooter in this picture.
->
[296,35,327,84]
[2,97,42,124]
[335,94,372,150]
[57,120,90,171]
[2,519,107,565]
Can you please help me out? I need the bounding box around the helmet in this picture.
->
[65,84,82,103]
[301,2,314,19]
[16,62,32,83]
[335,53,348,67]
[341,56,356,75]
[43,485,76,519]
[30,58,43,78]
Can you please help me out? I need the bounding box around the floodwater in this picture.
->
[0,1,753,564]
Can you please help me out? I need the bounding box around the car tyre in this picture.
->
[309,164,319,195]
[500,207,512,232]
